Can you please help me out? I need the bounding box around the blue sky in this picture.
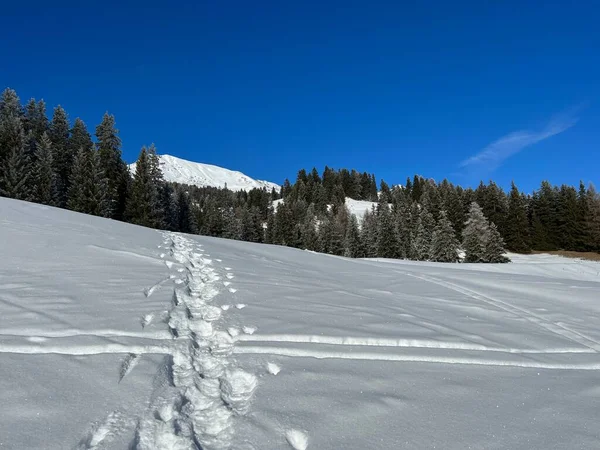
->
[1,1,598,192]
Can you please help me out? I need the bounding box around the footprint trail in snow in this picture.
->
[133,232,258,450]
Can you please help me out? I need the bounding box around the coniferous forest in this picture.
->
[1,87,599,263]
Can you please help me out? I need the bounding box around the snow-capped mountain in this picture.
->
[129,154,280,192]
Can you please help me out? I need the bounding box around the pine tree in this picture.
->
[49,106,71,206]
[69,118,93,157]
[0,88,24,168]
[344,214,362,257]
[505,182,531,253]
[176,189,197,234]
[361,207,378,257]
[462,202,489,263]
[484,223,510,263]
[96,112,129,220]
[265,206,276,244]
[32,133,57,205]
[68,147,111,217]
[413,219,431,261]
[159,183,178,231]
[319,214,344,255]
[585,185,600,252]
[299,205,319,250]
[430,210,459,262]
[376,200,399,258]
[126,147,162,228]
[0,123,31,201]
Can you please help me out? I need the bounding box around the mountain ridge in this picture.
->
[129,154,280,192]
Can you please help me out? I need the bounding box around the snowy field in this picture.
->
[1,197,600,449]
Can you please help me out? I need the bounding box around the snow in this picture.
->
[344,197,377,219]
[273,197,378,221]
[2,196,600,449]
[128,154,280,192]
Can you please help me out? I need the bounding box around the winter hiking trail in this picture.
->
[57,231,265,450]
[130,231,260,449]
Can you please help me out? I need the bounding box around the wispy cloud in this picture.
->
[459,108,581,172]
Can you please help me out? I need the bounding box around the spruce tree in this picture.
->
[49,106,71,206]
[265,206,276,244]
[68,147,111,217]
[126,147,162,228]
[413,219,431,261]
[0,123,31,201]
[33,133,57,205]
[462,202,489,263]
[430,210,459,262]
[176,189,197,234]
[505,182,531,253]
[344,214,362,258]
[0,88,24,168]
[376,201,399,258]
[484,223,510,263]
[96,112,129,220]
[69,118,93,157]
[159,183,178,231]
[360,208,378,257]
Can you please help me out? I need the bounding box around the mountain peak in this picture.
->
[129,154,280,192]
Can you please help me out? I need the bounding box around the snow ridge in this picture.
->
[129,154,280,192]
[134,232,257,449]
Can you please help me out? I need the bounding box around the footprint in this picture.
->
[160,253,165,258]
[223,281,231,287]
[165,261,173,269]
[229,288,238,294]
[242,326,256,335]
[267,362,281,375]
[140,314,154,328]
[286,429,308,450]
[119,353,141,382]
[221,305,231,311]
[235,303,246,309]
[216,259,222,262]
[225,267,232,271]
[228,327,241,337]
[226,273,235,279]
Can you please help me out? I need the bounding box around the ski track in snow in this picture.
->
[401,271,600,352]
[132,231,258,450]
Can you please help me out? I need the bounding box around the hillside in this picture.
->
[129,154,280,192]
[2,197,600,449]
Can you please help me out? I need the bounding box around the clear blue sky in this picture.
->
[1,1,598,192]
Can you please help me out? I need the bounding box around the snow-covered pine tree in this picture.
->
[264,206,276,244]
[462,202,489,262]
[299,204,319,250]
[484,222,510,263]
[33,132,57,205]
[430,210,459,262]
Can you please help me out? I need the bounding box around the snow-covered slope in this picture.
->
[2,197,600,449]
[129,154,280,192]
[273,197,378,221]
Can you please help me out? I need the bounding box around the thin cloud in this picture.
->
[460,110,580,171]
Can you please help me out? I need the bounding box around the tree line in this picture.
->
[1,87,599,263]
